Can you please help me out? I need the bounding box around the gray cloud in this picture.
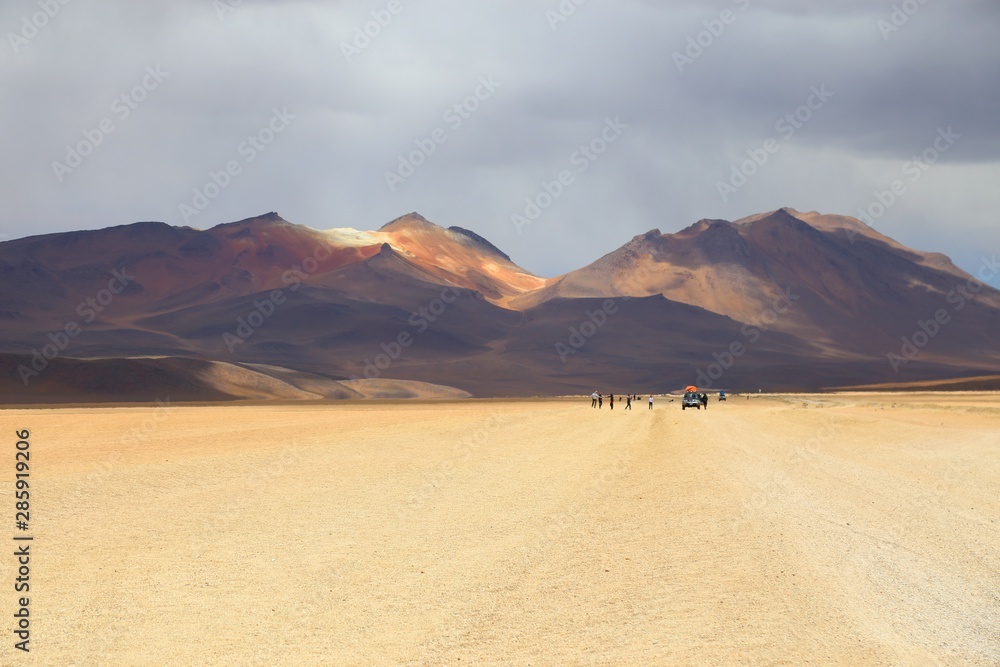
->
[1,0,997,278]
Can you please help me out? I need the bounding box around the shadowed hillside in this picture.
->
[2,209,998,401]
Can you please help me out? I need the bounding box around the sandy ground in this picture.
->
[1,393,998,666]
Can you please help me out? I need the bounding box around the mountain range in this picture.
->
[1,208,998,402]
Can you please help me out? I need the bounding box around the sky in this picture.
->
[1,0,998,278]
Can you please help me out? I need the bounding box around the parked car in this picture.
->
[682,391,701,410]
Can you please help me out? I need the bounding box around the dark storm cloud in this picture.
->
[0,0,997,278]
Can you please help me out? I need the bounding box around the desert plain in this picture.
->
[1,392,998,666]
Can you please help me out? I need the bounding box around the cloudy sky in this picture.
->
[2,0,998,277]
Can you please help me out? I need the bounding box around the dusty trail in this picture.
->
[1,394,997,665]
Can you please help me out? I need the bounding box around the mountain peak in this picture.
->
[681,218,734,235]
[448,226,511,262]
[4,207,1000,398]
[773,207,802,221]
[615,228,663,253]
[732,207,801,226]
[376,214,519,265]
[237,211,288,224]
[209,212,293,234]
[378,212,435,232]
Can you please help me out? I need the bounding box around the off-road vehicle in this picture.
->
[682,391,701,410]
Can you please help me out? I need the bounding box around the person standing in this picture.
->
[625,394,632,410]
[700,392,708,410]
[598,393,603,409]
[648,395,654,410]
[610,393,614,410]
[591,391,598,408]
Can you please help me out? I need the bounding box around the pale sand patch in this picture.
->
[0,394,997,665]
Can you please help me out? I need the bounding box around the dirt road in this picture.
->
[2,394,997,665]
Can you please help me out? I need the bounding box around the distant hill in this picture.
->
[2,208,998,402]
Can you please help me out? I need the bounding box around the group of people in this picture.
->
[590,392,655,410]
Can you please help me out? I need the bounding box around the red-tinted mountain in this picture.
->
[1,209,998,401]
[0,212,542,323]
[519,208,1000,370]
